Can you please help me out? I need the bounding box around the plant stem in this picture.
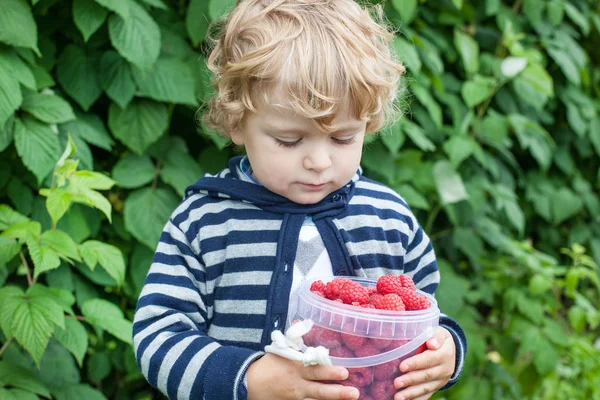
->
[425,204,442,235]
[66,315,86,322]
[20,251,33,286]
[0,337,14,358]
[151,159,162,192]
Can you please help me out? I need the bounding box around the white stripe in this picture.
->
[156,241,205,273]
[199,219,281,240]
[217,271,273,287]
[345,239,406,257]
[140,284,205,310]
[335,214,411,237]
[133,304,204,326]
[177,342,221,400]
[181,200,259,232]
[356,180,404,198]
[140,330,180,377]
[203,242,277,267]
[148,262,206,296]
[208,325,263,343]
[156,335,197,393]
[351,195,413,219]
[214,300,267,315]
[404,232,430,263]
[134,313,198,351]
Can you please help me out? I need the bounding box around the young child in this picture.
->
[133,1,466,399]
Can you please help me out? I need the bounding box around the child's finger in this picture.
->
[399,351,441,373]
[425,328,447,350]
[394,366,444,389]
[301,365,349,381]
[305,382,359,400]
[393,380,439,400]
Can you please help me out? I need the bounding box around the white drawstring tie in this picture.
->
[264,319,332,366]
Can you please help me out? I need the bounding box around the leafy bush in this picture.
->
[0,0,599,399]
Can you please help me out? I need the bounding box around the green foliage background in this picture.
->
[0,0,599,399]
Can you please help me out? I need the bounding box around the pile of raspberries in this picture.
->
[309,274,431,311]
[303,275,431,399]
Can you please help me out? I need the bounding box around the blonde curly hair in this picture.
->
[203,0,406,136]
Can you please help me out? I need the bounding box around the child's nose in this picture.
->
[303,148,332,172]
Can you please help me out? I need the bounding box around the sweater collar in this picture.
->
[185,156,360,215]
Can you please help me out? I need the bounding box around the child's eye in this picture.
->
[332,136,357,145]
[275,138,302,148]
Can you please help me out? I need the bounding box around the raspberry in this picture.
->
[396,287,420,310]
[310,280,326,293]
[369,293,384,307]
[367,286,378,296]
[329,345,354,358]
[373,358,400,381]
[314,328,342,349]
[341,323,367,351]
[385,339,409,351]
[340,282,369,304]
[360,303,376,309]
[398,274,416,290]
[375,294,405,311]
[370,337,392,349]
[370,379,396,400]
[340,381,370,398]
[312,290,326,298]
[303,325,323,346]
[354,342,380,357]
[326,278,349,300]
[376,275,402,295]
[361,396,375,400]
[415,343,427,354]
[347,367,373,387]
[416,294,431,310]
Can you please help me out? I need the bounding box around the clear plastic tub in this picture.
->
[291,277,440,400]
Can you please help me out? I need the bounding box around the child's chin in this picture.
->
[289,192,329,205]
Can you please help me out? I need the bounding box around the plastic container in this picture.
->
[291,277,440,400]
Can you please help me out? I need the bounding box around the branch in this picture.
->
[151,159,162,191]
[0,337,14,358]
[19,251,33,286]
[66,315,86,322]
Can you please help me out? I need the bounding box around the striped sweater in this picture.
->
[133,156,467,399]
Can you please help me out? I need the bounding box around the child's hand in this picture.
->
[246,353,359,400]
[393,327,456,400]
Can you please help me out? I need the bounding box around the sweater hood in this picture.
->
[185,156,361,215]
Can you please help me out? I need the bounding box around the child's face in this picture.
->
[231,88,366,205]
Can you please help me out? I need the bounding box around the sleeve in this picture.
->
[404,215,467,390]
[132,218,264,400]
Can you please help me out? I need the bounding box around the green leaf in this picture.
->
[140,0,168,9]
[53,384,108,400]
[36,339,80,392]
[453,227,484,261]
[391,0,417,24]
[411,83,442,128]
[7,178,33,216]
[402,120,436,152]
[0,204,30,230]
[0,388,39,400]
[433,160,468,204]
[73,0,109,42]
[547,48,581,86]
[0,361,51,398]
[87,353,111,381]
[1,221,41,240]
[0,286,25,338]
[133,58,198,105]
[40,230,81,262]
[108,1,161,71]
[112,153,155,189]
[520,63,554,97]
[209,0,237,20]
[551,188,583,225]
[508,114,555,170]
[186,0,210,47]
[500,57,527,78]
[443,135,477,168]
[81,299,132,344]
[53,318,88,367]
[531,336,559,375]
[0,0,39,54]
[99,51,136,109]
[565,102,587,137]
[21,91,76,125]
[0,54,22,127]
[461,75,496,108]
[160,147,203,196]
[14,118,62,184]
[80,240,125,286]
[0,115,15,152]
[380,120,405,154]
[57,45,102,111]
[61,111,113,151]
[396,184,430,210]
[547,0,564,25]
[0,48,36,90]
[27,238,61,279]
[392,37,421,74]
[590,116,600,157]
[93,0,129,20]
[529,274,553,295]
[124,187,180,250]
[563,2,590,35]
[454,29,479,75]
[0,236,20,265]
[45,189,72,226]
[568,305,586,332]
[30,64,55,90]
[71,170,115,190]
[11,298,56,366]
[108,99,168,154]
